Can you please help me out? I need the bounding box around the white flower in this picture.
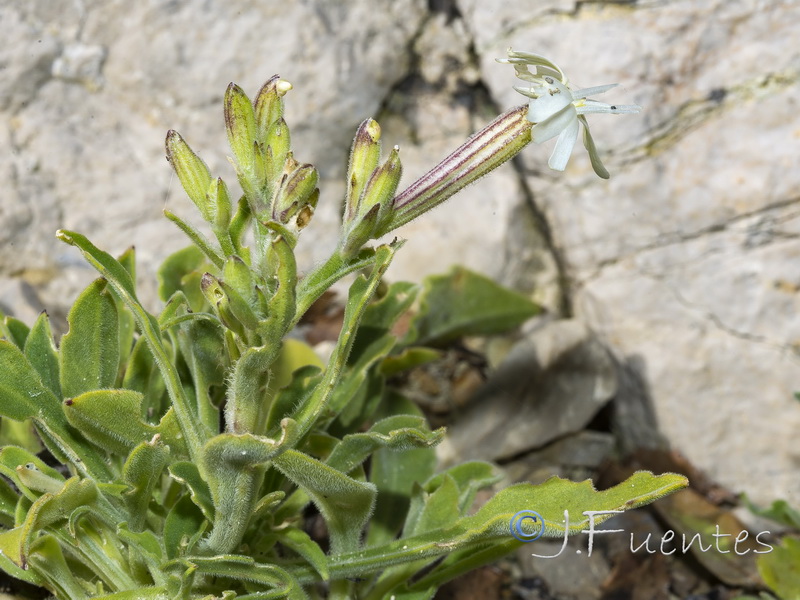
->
[497,50,640,179]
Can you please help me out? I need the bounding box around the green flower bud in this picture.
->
[263,117,291,186]
[201,273,246,338]
[345,118,381,222]
[254,75,292,144]
[165,130,214,222]
[224,83,258,177]
[340,202,380,259]
[207,177,232,230]
[273,163,319,225]
[223,255,256,308]
[358,145,402,232]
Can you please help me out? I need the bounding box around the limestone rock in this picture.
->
[468,0,800,505]
[437,320,618,466]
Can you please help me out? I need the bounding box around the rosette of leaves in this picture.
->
[0,75,687,599]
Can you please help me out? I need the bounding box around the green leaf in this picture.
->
[0,341,112,480]
[157,244,209,311]
[57,230,137,298]
[57,229,208,462]
[265,364,322,434]
[175,316,226,435]
[200,431,289,554]
[64,389,155,454]
[122,438,170,531]
[59,278,120,398]
[164,493,207,560]
[408,474,461,536]
[328,415,443,475]
[0,477,97,567]
[379,346,441,377]
[23,311,61,397]
[407,266,540,345]
[0,418,42,454]
[365,442,438,548]
[27,534,89,599]
[293,471,688,586]
[122,337,152,395]
[326,281,419,431]
[416,461,502,519]
[169,461,215,522]
[167,555,308,600]
[273,449,376,554]
[116,523,166,584]
[275,527,329,581]
[0,476,19,525]
[328,334,395,432]
[0,446,65,501]
[743,495,800,530]
[758,536,800,600]
[0,544,45,587]
[271,338,325,392]
[2,315,30,349]
[114,246,138,375]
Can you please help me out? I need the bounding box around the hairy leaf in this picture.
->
[407,266,540,345]
[273,449,376,555]
[59,278,120,399]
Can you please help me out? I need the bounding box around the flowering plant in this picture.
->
[0,52,683,599]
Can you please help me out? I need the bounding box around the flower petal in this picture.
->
[579,115,609,179]
[530,102,577,143]
[527,87,572,124]
[513,85,541,100]
[571,84,618,99]
[576,100,641,115]
[548,118,579,171]
[504,50,566,81]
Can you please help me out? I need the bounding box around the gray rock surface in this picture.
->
[437,320,618,465]
[2,1,799,506]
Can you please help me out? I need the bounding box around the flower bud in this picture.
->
[207,177,232,229]
[358,145,402,232]
[223,255,256,308]
[340,203,380,259]
[165,130,214,223]
[273,163,318,224]
[254,75,291,144]
[263,118,291,185]
[379,105,532,236]
[344,118,382,222]
[201,273,247,338]
[224,83,258,179]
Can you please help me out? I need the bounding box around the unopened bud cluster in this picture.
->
[339,119,403,257]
